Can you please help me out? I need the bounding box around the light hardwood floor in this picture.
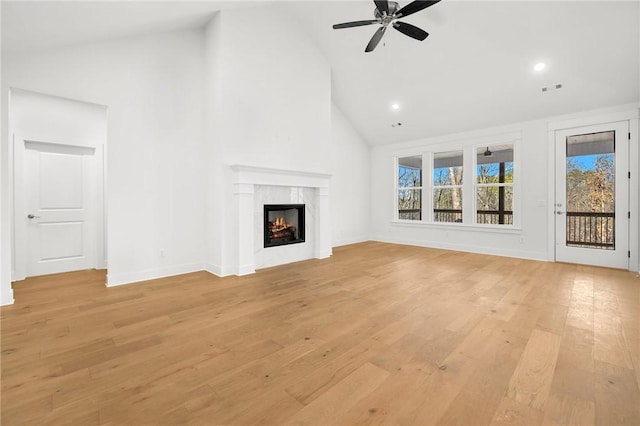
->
[1,242,639,425]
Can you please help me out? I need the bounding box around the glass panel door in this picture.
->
[555,122,629,269]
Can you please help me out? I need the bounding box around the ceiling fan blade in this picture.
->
[333,20,378,29]
[393,21,429,41]
[396,0,441,18]
[374,0,389,14]
[365,26,387,52]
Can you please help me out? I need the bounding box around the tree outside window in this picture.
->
[433,151,463,223]
[398,155,422,221]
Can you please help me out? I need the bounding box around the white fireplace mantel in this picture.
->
[230,165,332,275]
[231,165,331,188]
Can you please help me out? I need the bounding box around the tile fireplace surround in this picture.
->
[231,165,332,275]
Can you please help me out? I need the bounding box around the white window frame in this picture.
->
[392,133,521,230]
[432,150,464,224]
[395,154,425,222]
[473,143,517,227]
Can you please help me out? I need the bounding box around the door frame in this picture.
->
[12,134,106,281]
[547,108,640,272]
[554,121,628,269]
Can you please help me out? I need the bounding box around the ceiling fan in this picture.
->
[332,0,441,52]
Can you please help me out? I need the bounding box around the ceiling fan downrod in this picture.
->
[332,0,441,52]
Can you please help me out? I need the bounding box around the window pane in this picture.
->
[566,154,614,213]
[433,151,463,186]
[433,188,462,223]
[398,189,421,220]
[476,145,514,184]
[566,131,615,249]
[398,156,422,187]
[476,186,513,224]
[476,162,514,184]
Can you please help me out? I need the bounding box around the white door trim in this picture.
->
[630,117,640,272]
[547,108,639,271]
[12,135,106,280]
[554,121,628,269]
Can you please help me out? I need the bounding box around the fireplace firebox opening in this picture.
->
[264,204,305,248]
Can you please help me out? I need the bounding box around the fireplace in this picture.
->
[228,165,331,275]
[264,204,305,248]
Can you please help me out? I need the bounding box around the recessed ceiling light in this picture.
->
[533,62,546,72]
[391,103,400,110]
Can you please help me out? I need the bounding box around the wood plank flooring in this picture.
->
[1,241,639,425]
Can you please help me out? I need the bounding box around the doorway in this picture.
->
[10,89,107,282]
[554,121,630,269]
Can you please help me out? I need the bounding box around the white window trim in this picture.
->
[392,219,522,233]
[393,133,522,230]
[395,155,426,222]
[432,150,464,224]
[472,140,519,227]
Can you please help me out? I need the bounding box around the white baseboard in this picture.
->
[371,235,548,262]
[0,289,14,306]
[204,263,222,277]
[332,235,370,248]
[314,249,333,259]
[205,262,237,277]
[106,262,205,287]
[237,264,256,276]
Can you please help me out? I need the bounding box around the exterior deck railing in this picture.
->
[476,210,513,225]
[399,209,512,224]
[398,209,421,221]
[434,209,462,223]
[566,211,614,249]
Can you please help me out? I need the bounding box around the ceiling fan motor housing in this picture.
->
[332,0,441,52]
[374,1,400,19]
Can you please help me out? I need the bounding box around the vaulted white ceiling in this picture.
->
[286,0,640,145]
[3,1,639,146]
[1,1,256,53]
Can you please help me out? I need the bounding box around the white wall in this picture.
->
[10,89,106,148]
[203,5,333,275]
[370,105,640,268]
[203,12,225,277]
[215,6,331,172]
[2,28,207,288]
[331,103,370,246]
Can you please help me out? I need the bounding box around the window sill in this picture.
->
[391,220,522,233]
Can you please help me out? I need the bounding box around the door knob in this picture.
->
[27,214,41,219]
[556,211,564,215]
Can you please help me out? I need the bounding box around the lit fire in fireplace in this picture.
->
[264,204,304,247]
[268,217,296,240]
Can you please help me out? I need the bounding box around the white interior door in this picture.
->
[24,141,97,277]
[555,121,629,269]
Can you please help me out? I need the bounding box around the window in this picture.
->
[476,145,514,225]
[393,138,518,227]
[433,151,463,223]
[398,155,422,221]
